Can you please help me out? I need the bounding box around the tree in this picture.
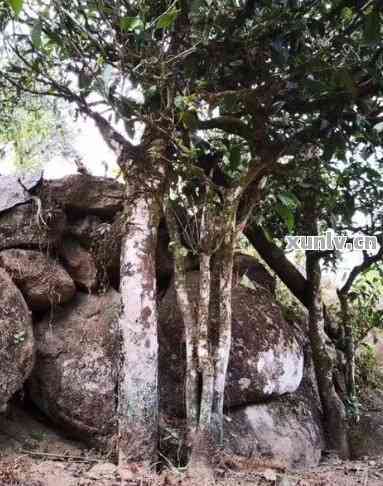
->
[0,94,79,171]
[2,0,383,473]
[245,141,382,451]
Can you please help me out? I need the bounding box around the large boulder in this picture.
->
[66,215,105,247]
[28,290,121,445]
[349,389,383,459]
[0,249,76,311]
[40,175,124,218]
[159,271,304,416]
[224,395,323,469]
[234,253,276,294]
[0,269,34,412]
[60,238,98,291]
[0,203,66,250]
[0,172,43,213]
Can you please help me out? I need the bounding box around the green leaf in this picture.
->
[364,9,380,43]
[9,0,23,16]
[341,7,354,23]
[31,20,42,49]
[373,121,383,133]
[180,110,198,129]
[156,6,179,29]
[174,95,186,110]
[120,16,144,32]
[275,203,295,232]
[333,68,356,96]
[229,145,241,169]
[277,191,300,209]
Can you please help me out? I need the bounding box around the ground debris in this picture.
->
[1,455,383,486]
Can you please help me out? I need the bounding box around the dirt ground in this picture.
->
[1,406,383,486]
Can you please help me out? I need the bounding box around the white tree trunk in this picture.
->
[118,190,161,467]
[197,253,214,432]
[166,209,199,443]
[212,236,235,443]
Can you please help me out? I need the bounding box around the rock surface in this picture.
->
[60,238,98,291]
[224,396,324,468]
[28,290,121,445]
[159,272,304,416]
[235,253,276,294]
[0,269,34,412]
[40,175,124,217]
[0,203,67,250]
[0,249,76,311]
[349,390,383,459]
[0,171,43,213]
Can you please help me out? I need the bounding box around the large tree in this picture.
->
[2,0,383,474]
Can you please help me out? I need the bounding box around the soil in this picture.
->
[1,406,383,486]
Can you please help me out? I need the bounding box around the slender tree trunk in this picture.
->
[338,291,358,418]
[118,189,161,468]
[166,209,199,443]
[306,251,350,458]
[212,204,237,445]
[189,252,216,470]
[197,253,214,430]
[166,191,240,477]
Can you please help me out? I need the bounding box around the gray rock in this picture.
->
[224,396,324,468]
[349,389,383,459]
[0,249,76,311]
[0,269,34,412]
[40,175,124,217]
[60,238,98,291]
[0,203,66,250]
[159,272,304,416]
[0,171,43,213]
[28,290,121,445]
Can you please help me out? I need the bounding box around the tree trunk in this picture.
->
[166,208,199,444]
[338,291,358,420]
[188,252,215,470]
[245,224,310,307]
[306,251,350,458]
[118,187,161,468]
[212,205,237,445]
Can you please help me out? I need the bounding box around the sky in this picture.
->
[44,116,119,179]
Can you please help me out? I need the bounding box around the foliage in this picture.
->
[351,268,383,343]
[0,95,77,170]
[356,342,383,391]
[1,0,383,462]
[0,95,78,171]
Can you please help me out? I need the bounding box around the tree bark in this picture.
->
[306,251,350,458]
[338,291,358,418]
[212,202,237,445]
[118,188,161,468]
[245,224,310,307]
[245,224,341,341]
[166,208,199,443]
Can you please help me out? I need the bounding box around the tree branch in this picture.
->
[339,243,383,296]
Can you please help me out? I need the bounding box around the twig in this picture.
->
[17,178,47,227]
[19,449,102,463]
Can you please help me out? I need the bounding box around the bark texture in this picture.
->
[338,291,357,416]
[118,190,161,466]
[306,251,349,458]
[117,142,166,467]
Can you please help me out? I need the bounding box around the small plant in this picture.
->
[29,430,46,442]
[356,343,383,391]
[13,330,26,345]
[345,394,361,423]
